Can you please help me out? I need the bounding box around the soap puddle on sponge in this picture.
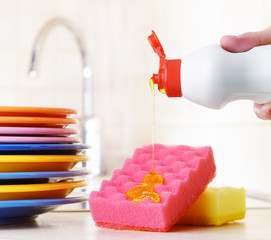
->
[126,169,163,203]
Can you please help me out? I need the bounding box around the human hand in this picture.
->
[220,26,271,120]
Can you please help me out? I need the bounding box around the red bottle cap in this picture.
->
[148,30,182,97]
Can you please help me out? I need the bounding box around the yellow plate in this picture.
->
[0,155,88,172]
[0,106,77,118]
[0,180,87,200]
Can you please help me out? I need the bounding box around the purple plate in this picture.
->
[0,127,78,136]
[0,136,80,144]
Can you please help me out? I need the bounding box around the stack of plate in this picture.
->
[0,106,90,224]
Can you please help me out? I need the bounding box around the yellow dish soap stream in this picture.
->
[126,78,163,203]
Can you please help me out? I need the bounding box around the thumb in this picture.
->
[220,26,271,53]
[254,102,271,120]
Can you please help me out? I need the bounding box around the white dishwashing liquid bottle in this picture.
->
[148,30,271,109]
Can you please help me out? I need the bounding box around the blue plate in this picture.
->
[0,169,90,184]
[0,195,87,224]
[0,169,90,179]
[0,144,89,155]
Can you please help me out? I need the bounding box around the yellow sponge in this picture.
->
[177,186,246,226]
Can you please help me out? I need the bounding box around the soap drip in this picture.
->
[126,78,163,203]
[150,78,155,170]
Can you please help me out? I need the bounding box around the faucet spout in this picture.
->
[29,17,92,119]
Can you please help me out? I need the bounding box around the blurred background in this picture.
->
[0,0,271,198]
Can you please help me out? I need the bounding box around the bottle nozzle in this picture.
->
[151,74,159,84]
[151,74,166,94]
[148,30,182,97]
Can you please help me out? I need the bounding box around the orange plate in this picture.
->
[0,180,87,200]
[0,106,77,118]
[0,116,77,127]
[0,155,88,172]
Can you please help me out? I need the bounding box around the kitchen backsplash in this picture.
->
[0,0,271,196]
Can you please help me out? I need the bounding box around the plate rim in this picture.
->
[0,106,77,115]
[0,195,87,208]
[0,155,88,162]
[0,143,90,151]
[0,169,91,179]
[0,180,88,193]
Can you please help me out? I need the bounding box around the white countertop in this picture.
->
[1,175,271,239]
[1,208,271,240]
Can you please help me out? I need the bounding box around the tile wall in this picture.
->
[0,0,271,196]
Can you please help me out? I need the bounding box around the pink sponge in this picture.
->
[89,144,216,232]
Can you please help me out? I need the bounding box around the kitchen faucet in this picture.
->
[28,18,103,175]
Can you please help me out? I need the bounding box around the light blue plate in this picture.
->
[0,169,90,179]
[0,195,88,224]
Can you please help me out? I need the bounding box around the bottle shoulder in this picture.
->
[181,43,271,109]
[183,44,227,60]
